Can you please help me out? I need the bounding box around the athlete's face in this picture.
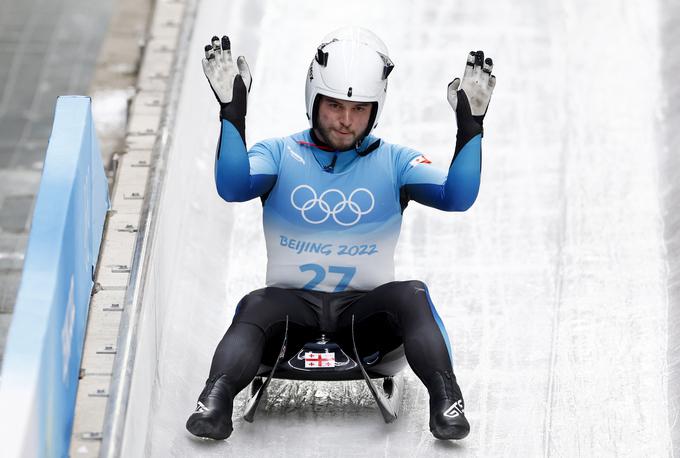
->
[314,96,373,151]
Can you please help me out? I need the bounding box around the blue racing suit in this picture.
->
[214,121,481,292]
[200,90,485,418]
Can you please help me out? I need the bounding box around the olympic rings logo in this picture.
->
[290,184,375,226]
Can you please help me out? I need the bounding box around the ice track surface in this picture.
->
[125,0,673,456]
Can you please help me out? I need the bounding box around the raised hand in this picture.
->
[202,35,252,141]
[201,35,252,105]
[447,50,496,124]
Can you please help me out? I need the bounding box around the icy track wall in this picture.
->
[115,0,674,455]
[662,0,680,452]
[0,97,109,458]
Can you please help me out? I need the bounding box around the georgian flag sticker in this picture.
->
[304,351,336,368]
[409,155,432,167]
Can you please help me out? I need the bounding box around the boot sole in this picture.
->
[430,424,470,440]
[186,415,233,440]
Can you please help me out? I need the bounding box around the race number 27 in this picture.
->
[300,263,356,292]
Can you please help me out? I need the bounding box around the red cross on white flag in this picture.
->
[304,351,336,368]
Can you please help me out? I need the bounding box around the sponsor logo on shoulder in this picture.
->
[287,146,305,164]
[443,399,464,418]
[410,155,432,167]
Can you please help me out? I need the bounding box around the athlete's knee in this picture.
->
[378,280,432,315]
[232,289,270,323]
[396,280,430,301]
[233,287,294,329]
[379,280,428,294]
[401,279,428,293]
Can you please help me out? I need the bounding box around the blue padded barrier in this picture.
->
[0,96,110,458]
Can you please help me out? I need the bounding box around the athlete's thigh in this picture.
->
[335,282,424,354]
[233,287,319,330]
[233,287,323,364]
[338,280,435,346]
[338,280,428,325]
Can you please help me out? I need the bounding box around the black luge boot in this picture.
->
[427,370,470,440]
[186,374,234,440]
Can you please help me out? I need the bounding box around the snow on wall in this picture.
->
[661,0,680,453]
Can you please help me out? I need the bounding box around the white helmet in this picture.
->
[305,26,394,139]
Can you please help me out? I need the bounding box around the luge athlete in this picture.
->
[186,27,496,441]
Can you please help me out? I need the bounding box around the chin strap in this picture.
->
[305,129,382,157]
[356,138,381,156]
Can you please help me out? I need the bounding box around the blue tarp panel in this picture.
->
[0,96,110,458]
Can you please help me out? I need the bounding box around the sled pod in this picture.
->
[243,315,406,423]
